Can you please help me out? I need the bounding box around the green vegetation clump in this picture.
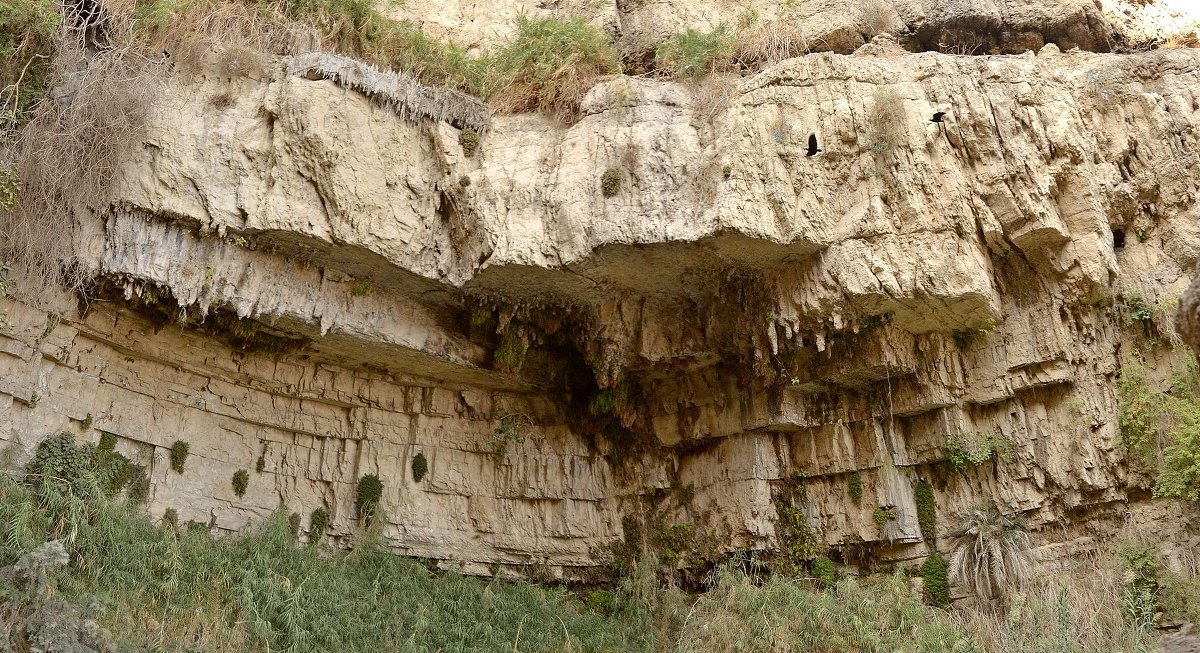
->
[774,504,823,576]
[922,553,950,608]
[411,452,428,482]
[231,469,249,498]
[493,324,528,373]
[288,511,302,536]
[811,556,836,589]
[308,507,328,544]
[943,429,1014,470]
[600,168,622,197]
[873,505,897,533]
[655,25,734,79]
[1118,355,1161,471]
[1117,543,1160,628]
[355,473,383,525]
[256,454,266,473]
[1155,391,1200,500]
[0,451,655,652]
[485,16,621,122]
[459,128,480,157]
[350,279,374,297]
[846,471,862,505]
[0,0,59,127]
[169,440,190,473]
[98,431,118,453]
[914,480,937,545]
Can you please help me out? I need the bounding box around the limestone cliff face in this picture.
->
[3,3,1200,578]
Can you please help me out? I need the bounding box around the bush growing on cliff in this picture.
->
[915,479,937,544]
[923,552,951,607]
[355,473,383,524]
[411,451,428,482]
[231,469,249,497]
[169,440,190,473]
[846,471,863,505]
[308,506,328,543]
[485,16,620,122]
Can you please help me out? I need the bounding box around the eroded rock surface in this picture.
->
[3,40,1200,577]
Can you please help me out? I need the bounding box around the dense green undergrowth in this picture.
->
[1118,350,1200,500]
[1,432,1193,653]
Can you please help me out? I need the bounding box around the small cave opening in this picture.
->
[1112,228,1126,249]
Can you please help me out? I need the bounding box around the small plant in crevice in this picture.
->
[288,511,302,536]
[411,452,428,482]
[350,279,374,297]
[169,440,189,473]
[914,479,937,545]
[355,474,384,525]
[459,128,480,157]
[600,168,621,198]
[486,412,529,462]
[162,507,178,529]
[873,505,897,533]
[79,413,93,431]
[847,472,863,506]
[27,392,39,408]
[98,431,117,453]
[231,469,249,498]
[255,454,265,473]
[308,507,328,544]
[923,552,951,607]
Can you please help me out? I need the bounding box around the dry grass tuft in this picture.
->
[1,39,163,299]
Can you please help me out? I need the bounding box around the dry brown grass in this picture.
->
[731,19,811,70]
[0,38,163,298]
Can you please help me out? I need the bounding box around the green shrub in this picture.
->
[655,25,734,79]
[169,440,190,474]
[775,504,823,576]
[1118,356,1161,470]
[308,507,328,544]
[493,324,528,373]
[872,505,897,532]
[232,469,249,498]
[80,413,93,431]
[0,0,60,127]
[943,429,1014,470]
[601,168,621,197]
[459,128,480,157]
[914,480,937,545]
[411,452,428,482]
[485,16,621,123]
[811,556,836,589]
[162,507,178,528]
[355,474,383,525]
[350,279,374,297]
[288,511,301,536]
[98,432,118,453]
[846,472,862,506]
[1117,543,1160,629]
[256,454,266,473]
[1154,394,1200,500]
[922,553,950,607]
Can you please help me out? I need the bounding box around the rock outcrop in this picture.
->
[2,5,1200,579]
